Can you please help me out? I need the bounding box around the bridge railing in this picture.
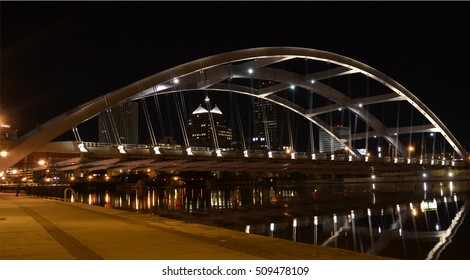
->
[78,142,466,168]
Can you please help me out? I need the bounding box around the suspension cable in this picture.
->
[99,115,112,143]
[72,127,81,142]
[173,93,190,148]
[152,86,166,137]
[347,75,352,154]
[365,76,369,158]
[165,94,174,140]
[229,77,246,150]
[106,108,121,145]
[140,96,157,146]
[408,104,414,159]
[204,93,220,150]
[395,102,400,158]
[287,105,294,152]
[304,58,316,155]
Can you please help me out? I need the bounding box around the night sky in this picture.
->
[1,1,469,150]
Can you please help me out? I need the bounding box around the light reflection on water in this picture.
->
[74,180,469,260]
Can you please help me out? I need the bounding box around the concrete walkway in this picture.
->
[0,192,390,260]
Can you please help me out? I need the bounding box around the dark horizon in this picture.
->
[2,2,469,151]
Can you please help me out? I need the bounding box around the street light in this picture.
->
[0,151,7,158]
[408,146,414,164]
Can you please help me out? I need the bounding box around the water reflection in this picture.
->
[74,180,469,259]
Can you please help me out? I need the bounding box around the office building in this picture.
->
[188,101,232,148]
[98,102,139,144]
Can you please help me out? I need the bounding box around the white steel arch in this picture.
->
[1,47,465,170]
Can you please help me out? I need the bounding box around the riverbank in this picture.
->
[0,192,389,260]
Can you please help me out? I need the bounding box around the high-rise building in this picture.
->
[188,100,232,148]
[319,125,349,153]
[98,102,139,144]
[0,122,18,141]
[251,97,289,151]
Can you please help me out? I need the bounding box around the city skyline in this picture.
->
[1,2,469,151]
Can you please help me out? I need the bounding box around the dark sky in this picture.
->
[1,1,469,149]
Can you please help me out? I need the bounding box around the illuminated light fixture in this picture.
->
[186,147,193,156]
[38,159,46,166]
[448,172,454,177]
[442,160,446,166]
[367,208,371,217]
[270,223,275,231]
[311,153,316,160]
[156,85,167,92]
[333,214,338,223]
[248,68,253,74]
[394,157,398,164]
[371,174,376,179]
[153,146,161,155]
[348,155,353,162]
[452,161,456,167]
[431,159,435,165]
[359,103,363,108]
[245,225,250,234]
[173,78,179,84]
[331,154,335,161]
[293,218,298,228]
[290,152,296,160]
[243,150,249,158]
[407,158,411,164]
[290,85,295,90]
[365,156,369,162]
[314,216,318,226]
[0,151,7,157]
[419,159,423,164]
[215,149,222,157]
[310,79,315,84]
[423,173,427,178]
[118,145,126,154]
[78,143,88,153]
[268,151,273,159]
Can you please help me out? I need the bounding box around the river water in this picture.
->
[71,179,470,260]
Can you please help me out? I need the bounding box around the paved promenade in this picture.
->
[0,192,389,260]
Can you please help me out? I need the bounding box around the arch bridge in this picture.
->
[1,47,467,174]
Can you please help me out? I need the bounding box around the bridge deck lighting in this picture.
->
[78,143,88,152]
[0,151,7,157]
[118,145,126,154]
[243,150,249,158]
[248,68,253,74]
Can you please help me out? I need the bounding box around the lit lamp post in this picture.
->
[408,146,414,164]
[431,133,436,165]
